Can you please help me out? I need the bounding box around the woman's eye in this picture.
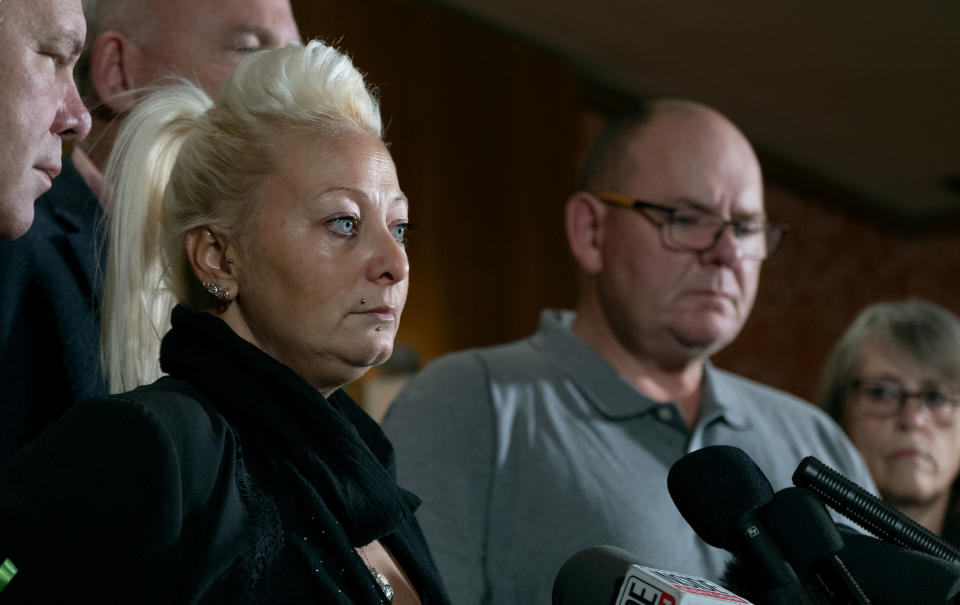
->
[328,216,358,236]
[866,385,899,401]
[922,391,949,407]
[390,223,411,245]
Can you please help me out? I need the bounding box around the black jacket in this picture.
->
[0,309,449,604]
[0,154,106,468]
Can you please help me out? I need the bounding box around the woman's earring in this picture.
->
[202,282,233,312]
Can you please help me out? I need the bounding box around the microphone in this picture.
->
[722,529,960,605]
[793,456,960,563]
[668,446,815,605]
[552,545,754,604]
[759,487,869,604]
[838,531,960,604]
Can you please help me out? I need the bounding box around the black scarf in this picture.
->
[159,305,420,603]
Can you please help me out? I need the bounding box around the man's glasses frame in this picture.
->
[595,191,788,261]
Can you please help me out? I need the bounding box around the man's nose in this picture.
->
[54,79,92,142]
[700,223,744,268]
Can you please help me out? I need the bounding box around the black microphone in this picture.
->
[759,487,869,604]
[668,446,815,605]
[722,529,960,605]
[552,545,755,604]
[838,530,960,604]
[793,456,960,563]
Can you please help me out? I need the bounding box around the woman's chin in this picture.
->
[346,341,396,371]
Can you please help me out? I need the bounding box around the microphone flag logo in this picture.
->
[614,565,752,604]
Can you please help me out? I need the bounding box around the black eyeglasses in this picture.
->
[850,378,960,426]
[596,192,788,261]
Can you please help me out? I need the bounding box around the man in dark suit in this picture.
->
[0,0,90,240]
[0,0,300,468]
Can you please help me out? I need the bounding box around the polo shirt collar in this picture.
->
[700,363,750,430]
[530,309,749,430]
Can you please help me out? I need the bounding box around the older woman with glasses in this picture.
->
[819,299,960,545]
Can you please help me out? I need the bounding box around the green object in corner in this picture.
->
[0,558,17,593]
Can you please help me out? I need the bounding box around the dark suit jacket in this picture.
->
[0,155,106,468]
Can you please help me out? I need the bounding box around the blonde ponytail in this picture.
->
[101,84,212,393]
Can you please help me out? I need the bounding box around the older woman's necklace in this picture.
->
[358,546,393,602]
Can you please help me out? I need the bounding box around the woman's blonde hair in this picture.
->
[101,40,382,393]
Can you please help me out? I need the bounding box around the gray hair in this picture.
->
[818,299,960,422]
[101,40,382,393]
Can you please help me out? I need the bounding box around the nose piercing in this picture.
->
[361,298,367,305]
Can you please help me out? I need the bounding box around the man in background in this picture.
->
[383,99,877,603]
[0,0,90,240]
[0,0,300,467]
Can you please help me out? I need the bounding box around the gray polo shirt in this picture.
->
[384,310,875,605]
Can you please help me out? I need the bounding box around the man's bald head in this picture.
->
[580,99,761,197]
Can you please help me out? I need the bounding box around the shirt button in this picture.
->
[657,406,674,422]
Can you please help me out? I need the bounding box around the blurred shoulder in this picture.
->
[711,367,833,421]
[387,336,544,416]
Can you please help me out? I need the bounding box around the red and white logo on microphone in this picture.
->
[615,565,752,605]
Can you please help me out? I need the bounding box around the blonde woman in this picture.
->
[0,41,447,604]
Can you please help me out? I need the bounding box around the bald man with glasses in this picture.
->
[383,99,877,604]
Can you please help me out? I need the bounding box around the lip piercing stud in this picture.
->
[361,298,367,305]
[375,327,383,332]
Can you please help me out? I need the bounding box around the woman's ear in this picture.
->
[88,31,142,114]
[565,191,606,275]
[184,227,239,307]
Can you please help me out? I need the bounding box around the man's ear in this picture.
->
[565,191,606,275]
[88,31,143,114]
[184,227,239,302]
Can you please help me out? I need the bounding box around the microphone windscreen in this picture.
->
[839,531,960,604]
[760,487,844,573]
[552,545,635,605]
[668,445,774,549]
